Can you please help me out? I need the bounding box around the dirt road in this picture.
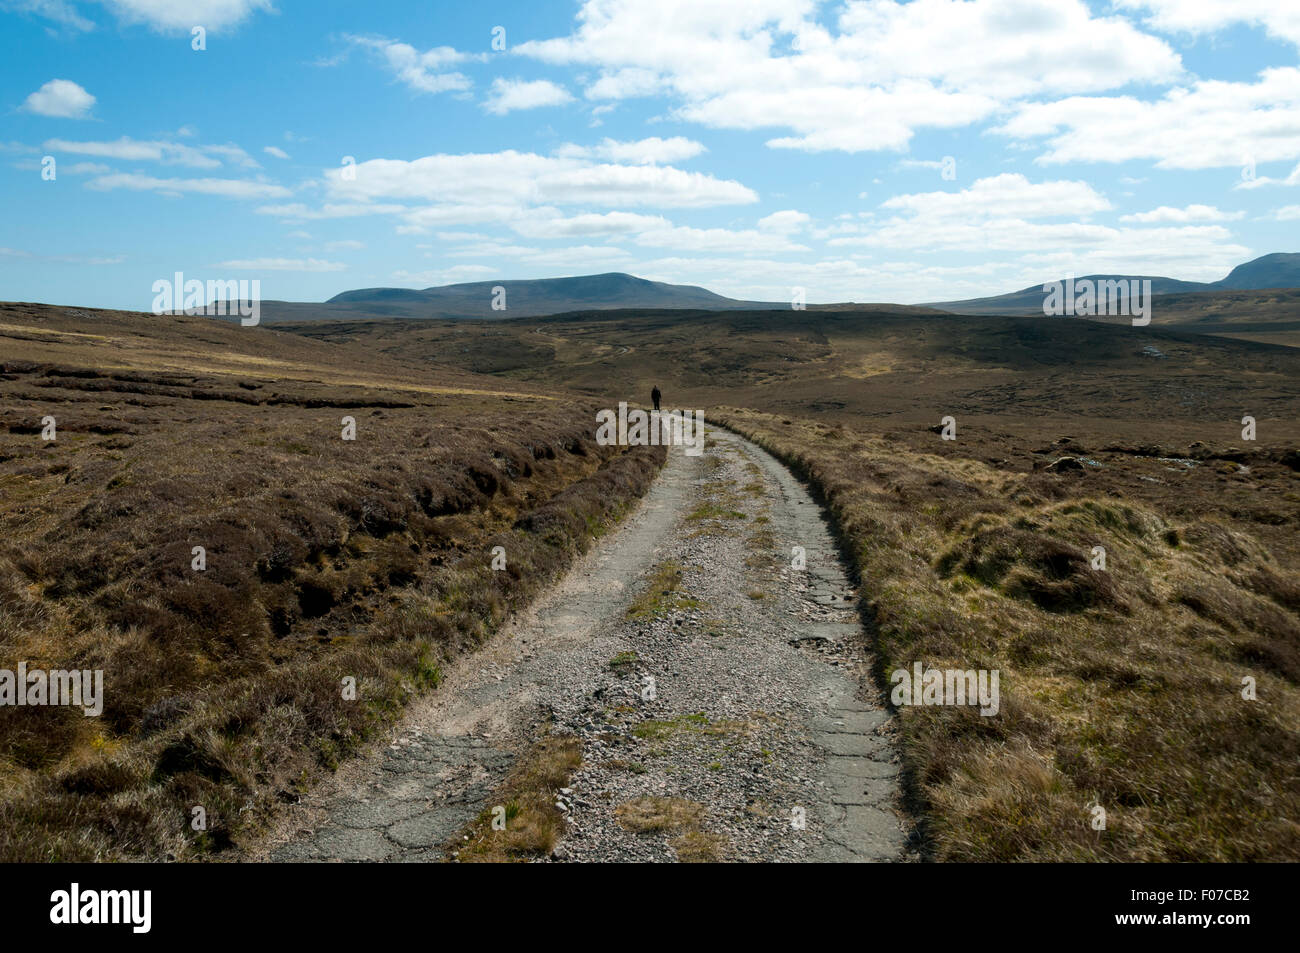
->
[258,427,908,862]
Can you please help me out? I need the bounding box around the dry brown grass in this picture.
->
[455,735,583,862]
[615,795,704,832]
[0,304,665,861]
[715,407,1300,862]
[615,795,727,861]
[671,829,727,862]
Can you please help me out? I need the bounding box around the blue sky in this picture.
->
[2,0,1298,310]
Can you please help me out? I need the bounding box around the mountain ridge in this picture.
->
[928,252,1300,314]
[258,253,1300,323]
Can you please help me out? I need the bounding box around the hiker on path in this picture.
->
[651,385,661,411]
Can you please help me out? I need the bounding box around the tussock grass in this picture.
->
[715,407,1300,862]
[615,795,728,861]
[455,734,582,862]
[626,561,701,619]
[615,795,704,832]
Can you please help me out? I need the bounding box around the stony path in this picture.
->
[257,427,909,862]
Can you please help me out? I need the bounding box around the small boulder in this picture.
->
[1045,456,1085,473]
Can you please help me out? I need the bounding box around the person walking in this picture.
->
[651,385,661,411]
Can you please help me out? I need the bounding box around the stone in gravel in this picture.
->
[334,797,428,830]
[816,732,883,757]
[283,825,393,862]
[812,710,889,734]
[823,755,900,779]
[387,807,477,849]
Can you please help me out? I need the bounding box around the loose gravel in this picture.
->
[257,427,910,863]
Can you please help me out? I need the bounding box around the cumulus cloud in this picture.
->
[1117,0,1300,49]
[22,79,95,118]
[321,150,757,215]
[96,0,273,33]
[818,173,1247,281]
[554,136,706,164]
[255,202,407,221]
[631,223,808,253]
[757,209,810,232]
[346,35,473,94]
[517,0,1183,153]
[996,67,1300,169]
[1235,161,1300,190]
[484,78,573,114]
[1119,204,1245,223]
[509,210,670,238]
[879,173,1112,220]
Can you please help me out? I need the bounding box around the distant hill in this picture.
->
[277,273,786,321]
[259,254,1298,328]
[1214,252,1300,290]
[929,252,1300,315]
[258,272,951,323]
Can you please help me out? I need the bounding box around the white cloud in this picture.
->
[396,204,528,231]
[22,79,95,119]
[216,257,346,272]
[322,150,757,213]
[263,145,290,159]
[756,209,810,232]
[484,78,573,115]
[61,161,110,174]
[518,0,1183,153]
[554,136,705,164]
[346,35,473,94]
[323,239,364,251]
[997,67,1300,169]
[87,172,291,199]
[631,223,808,253]
[1235,161,1300,190]
[44,136,257,168]
[2,1,94,31]
[256,202,407,221]
[391,264,496,285]
[812,174,1248,281]
[625,253,1023,305]
[510,210,669,238]
[879,173,1112,221]
[1117,1,1300,49]
[202,143,259,168]
[1274,205,1300,220]
[448,243,634,269]
[95,0,273,33]
[1119,204,1244,223]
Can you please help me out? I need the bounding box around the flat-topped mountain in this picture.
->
[322,272,785,319]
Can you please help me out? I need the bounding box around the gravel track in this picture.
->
[257,427,909,863]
